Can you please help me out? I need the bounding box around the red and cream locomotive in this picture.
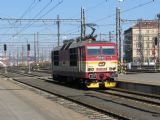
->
[51,35,118,88]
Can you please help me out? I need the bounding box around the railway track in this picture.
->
[1,70,160,120]
[109,88,160,99]
[96,88,160,106]
[0,70,126,120]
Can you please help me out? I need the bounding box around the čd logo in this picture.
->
[98,62,105,66]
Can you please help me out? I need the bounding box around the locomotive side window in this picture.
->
[70,48,77,66]
[87,46,100,55]
[51,51,54,63]
[53,51,59,66]
[102,46,115,55]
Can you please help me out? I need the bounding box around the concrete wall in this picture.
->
[117,81,160,95]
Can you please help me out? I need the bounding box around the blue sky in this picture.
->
[0,0,159,57]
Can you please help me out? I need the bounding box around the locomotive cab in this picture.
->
[84,42,118,88]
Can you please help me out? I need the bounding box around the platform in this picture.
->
[116,73,160,95]
[117,72,160,86]
[0,76,89,120]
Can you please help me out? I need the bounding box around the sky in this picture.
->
[0,0,159,59]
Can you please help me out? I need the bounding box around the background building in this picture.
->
[124,20,159,65]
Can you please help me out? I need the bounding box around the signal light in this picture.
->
[27,44,30,51]
[4,44,7,51]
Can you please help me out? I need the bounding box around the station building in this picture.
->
[124,20,159,64]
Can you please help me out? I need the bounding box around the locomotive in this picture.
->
[51,34,118,88]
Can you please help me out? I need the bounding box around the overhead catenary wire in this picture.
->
[1,0,40,36]
[63,0,108,34]
[15,0,63,36]
[4,0,63,38]
[94,0,155,23]
[12,0,54,37]
[18,0,37,20]
[71,0,107,18]
[0,0,157,44]
[39,0,63,18]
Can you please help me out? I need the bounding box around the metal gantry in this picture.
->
[116,7,123,73]
[137,19,144,68]
[0,17,81,46]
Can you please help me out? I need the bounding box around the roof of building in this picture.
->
[124,20,159,33]
[132,20,158,28]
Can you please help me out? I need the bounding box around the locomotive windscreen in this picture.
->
[102,46,115,55]
[87,46,100,55]
[87,46,115,55]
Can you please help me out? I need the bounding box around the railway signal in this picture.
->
[27,44,31,73]
[4,44,7,51]
[3,44,7,73]
[27,44,30,51]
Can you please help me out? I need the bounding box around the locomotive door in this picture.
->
[79,47,83,72]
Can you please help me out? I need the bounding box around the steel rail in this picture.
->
[96,89,160,106]
[110,88,160,99]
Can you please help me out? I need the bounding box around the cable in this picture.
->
[40,0,63,18]
[0,24,54,29]
[94,0,155,23]
[86,1,107,13]
[98,23,116,26]
[63,0,107,34]
[31,0,53,20]
[72,0,107,18]
[122,0,154,13]
[18,0,37,20]
[12,1,52,37]
[1,0,40,35]
[13,0,63,37]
